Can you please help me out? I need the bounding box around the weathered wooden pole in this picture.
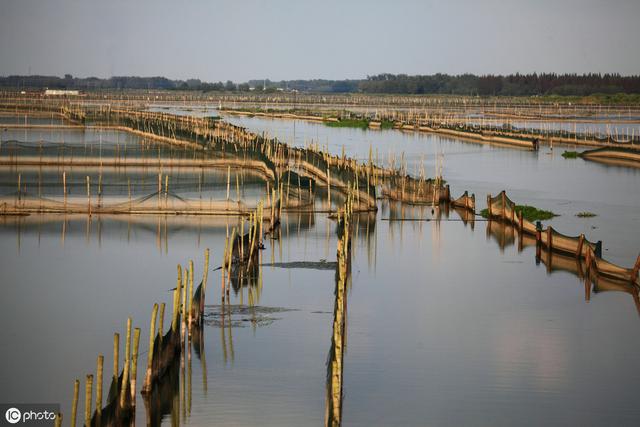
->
[63,171,67,206]
[158,303,165,340]
[518,211,524,233]
[226,166,231,200]
[130,327,141,406]
[143,303,159,393]
[71,379,79,427]
[86,176,91,216]
[631,253,640,283]
[84,374,93,427]
[119,318,132,408]
[203,248,210,294]
[95,355,104,418]
[112,333,119,387]
[188,260,194,332]
[327,168,331,209]
[181,269,187,338]
[221,237,228,301]
[576,234,585,259]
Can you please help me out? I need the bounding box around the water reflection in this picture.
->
[2,198,640,425]
[140,322,206,426]
[486,218,640,314]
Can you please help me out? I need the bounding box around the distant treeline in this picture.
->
[0,74,250,92]
[358,73,640,96]
[2,73,640,96]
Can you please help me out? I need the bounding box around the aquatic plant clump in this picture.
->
[325,118,370,129]
[576,211,597,217]
[481,205,558,222]
[562,151,579,159]
[380,119,395,129]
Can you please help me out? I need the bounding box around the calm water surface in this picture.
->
[1,121,639,426]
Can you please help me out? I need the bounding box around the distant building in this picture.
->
[44,89,80,96]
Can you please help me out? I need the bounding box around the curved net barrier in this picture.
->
[485,220,640,314]
[451,190,475,212]
[381,177,449,205]
[485,190,640,285]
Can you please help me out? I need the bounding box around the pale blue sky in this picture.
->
[0,0,638,81]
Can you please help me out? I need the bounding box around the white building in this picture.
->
[44,89,80,96]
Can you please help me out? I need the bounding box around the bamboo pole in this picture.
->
[226,166,231,200]
[203,248,210,294]
[84,374,93,427]
[188,260,194,332]
[119,318,132,408]
[130,328,141,406]
[143,303,159,392]
[112,333,119,387]
[86,176,91,216]
[71,379,79,427]
[173,265,182,332]
[158,303,165,339]
[95,355,103,418]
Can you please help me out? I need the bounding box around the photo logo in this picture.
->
[5,407,21,424]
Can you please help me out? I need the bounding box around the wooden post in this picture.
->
[158,303,165,339]
[173,265,182,331]
[535,221,542,261]
[130,328,141,406]
[501,191,506,220]
[119,317,132,408]
[236,173,240,201]
[226,166,231,200]
[84,374,93,427]
[95,355,104,418]
[631,253,640,283]
[240,217,245,260]
[54,413,62,427]
[188,260,194,332]
[327,168,331,210]
[143,303,159,392]
[182,268,188,335]
[576,234,585,259]
[203,248,210,294]
[221,237,228,301]
[86,176,91,216]
[518,211,524,233]
[487,194,492,218]
[547,227,553,251]
[112,333,119,386]
[71,379,79,427]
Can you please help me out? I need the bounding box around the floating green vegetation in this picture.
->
[325,119,369,130]
[480,205,558,222]
[380,119,395,129]
[562,150,579,159]
[576,211,597,218]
